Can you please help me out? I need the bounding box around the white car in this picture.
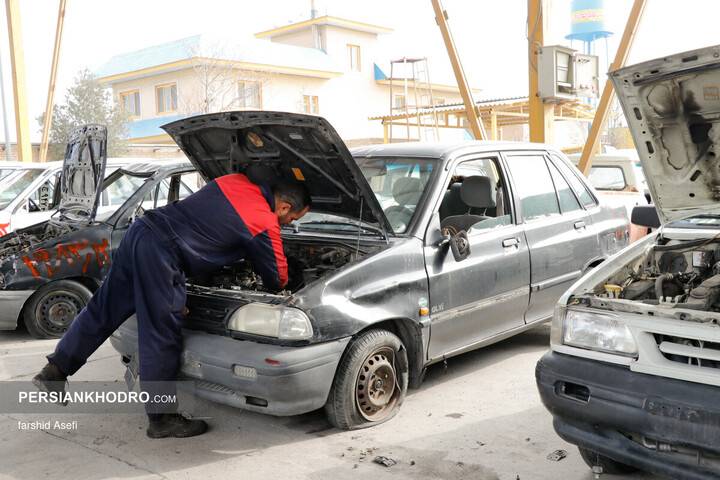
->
[537,45,720,478]
[0,159,152,236]
[569,152,650,243]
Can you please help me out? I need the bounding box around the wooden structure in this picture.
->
[371,96,596,143]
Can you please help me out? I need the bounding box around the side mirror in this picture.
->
[444,230,471,261]
[631,205,660,229]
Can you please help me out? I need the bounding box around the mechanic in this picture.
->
[32,173,311,438]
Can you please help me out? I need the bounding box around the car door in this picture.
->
[424,155,531,361]
[503,151,598,324]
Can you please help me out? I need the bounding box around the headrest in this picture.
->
[392,177,424,205]
[460,176,495,209]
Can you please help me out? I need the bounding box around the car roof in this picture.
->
[350,141,565,161]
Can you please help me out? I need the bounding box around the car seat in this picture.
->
[441,175,495,233]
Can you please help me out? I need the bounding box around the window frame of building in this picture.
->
[347,44,361,72]
[394,95,406,110]
[303,95,319,115]
[120,90,141,118]
[238,81,262,109]
[155,82,178,115]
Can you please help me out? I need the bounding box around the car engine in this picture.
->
[188,241,364,293]
[595,238,720,312]
[0,222,79,258]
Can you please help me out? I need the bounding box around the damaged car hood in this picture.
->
[610,45,720,224]
[162,111,391,232]
[56,124,107,223]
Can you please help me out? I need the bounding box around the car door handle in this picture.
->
[574,220,586,229]
[502,237,520,247]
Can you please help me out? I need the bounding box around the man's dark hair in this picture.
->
[272,181,312,213]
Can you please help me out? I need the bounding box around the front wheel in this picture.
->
[325,329,408,430]
[23,280,93,339]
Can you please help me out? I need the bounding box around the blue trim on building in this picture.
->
[374,63,387,81]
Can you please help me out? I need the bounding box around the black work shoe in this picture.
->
[146,413,208,439]
[32,363,68,405]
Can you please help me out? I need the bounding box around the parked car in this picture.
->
[0,158,135,236]
[536,45,720,479]
[110,111,629,430]
[0,161,33,183]
[0,125,200,338]
[568,151,650,243]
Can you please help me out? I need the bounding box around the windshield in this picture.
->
[359,156,437,233]
[0,169,44,210]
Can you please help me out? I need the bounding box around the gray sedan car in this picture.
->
[111,111,629,430]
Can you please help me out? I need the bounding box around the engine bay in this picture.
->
[586,235,720,314]
[188,240,367,294]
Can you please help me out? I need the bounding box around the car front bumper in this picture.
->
[0,290,33,329]
[536,351,720,480]
[111,321,350,417]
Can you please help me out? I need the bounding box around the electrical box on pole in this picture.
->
[537,45,599,101]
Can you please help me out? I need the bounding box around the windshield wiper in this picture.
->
[298,220,384,235]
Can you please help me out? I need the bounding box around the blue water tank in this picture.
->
[565,0,613,42]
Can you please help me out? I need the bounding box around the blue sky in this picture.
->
[0,0,717,142]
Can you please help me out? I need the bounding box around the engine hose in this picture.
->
[655,274,673,301]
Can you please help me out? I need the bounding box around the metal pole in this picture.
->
[39,0,67,163]
[578,0,647,177]
[0,47,12,161]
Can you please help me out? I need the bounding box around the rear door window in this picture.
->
[506,154,560,222]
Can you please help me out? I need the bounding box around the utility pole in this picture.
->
[528,0,553,144]
[577,0,647,176]
[5,0,30,162]
[430,0,487,140]
[39,0,67,163]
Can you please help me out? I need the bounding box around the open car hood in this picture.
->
[162,112,391,232]
[56,124,107,224]
[610,45,720,224]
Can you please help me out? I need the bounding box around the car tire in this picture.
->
[23,280,93,339]
[325,329,408,430]
[578,447,638,474]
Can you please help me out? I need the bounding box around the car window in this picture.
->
[588,166,627,190]
[547,160,582,213]
[0,169,43,210]
[551,154,597,208]
[439,157,512,234]
[27,172,61,212]
[506,154,560,222]
[104,173,147,206]
[357,156,437,234]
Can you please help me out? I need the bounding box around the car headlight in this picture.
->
[562,307,638,357]
[227,304,313,340]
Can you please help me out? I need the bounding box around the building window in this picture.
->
[120,90,140,117]
[238,81,262,109]
[394,95,406,110]
[303,95,319,115]
[347,44,360,72]
[155,83,177,114]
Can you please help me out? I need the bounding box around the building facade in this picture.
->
[95,16,472,146]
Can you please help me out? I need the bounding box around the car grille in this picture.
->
[655,334,720,370]
[182,292,243,335]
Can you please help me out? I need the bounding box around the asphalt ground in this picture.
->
[0,323,664,480]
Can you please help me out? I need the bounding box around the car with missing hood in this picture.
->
[536,45,720,478]
[110,110,629,429]
[0,125,200,338]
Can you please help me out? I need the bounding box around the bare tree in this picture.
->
[180,39,273,116]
